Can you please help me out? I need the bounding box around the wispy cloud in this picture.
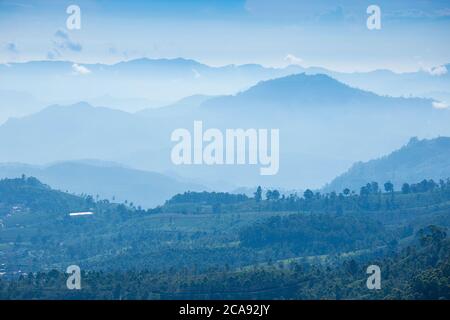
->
[284,54,303,66]
[47,29,82,60]
[427,65,448,76]
[54,30,82,52]
[245,0,450,22]
[5,42,18,54]
[432,101,449,109]
[72,63,91,75]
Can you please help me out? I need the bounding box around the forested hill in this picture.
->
[0,176,449,299]
[324,137,450,193]
[1,227,448,300]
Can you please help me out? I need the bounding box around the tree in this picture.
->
[343,188,350,196]
[360,186,369,197]
[266,189,280,201]
[254,186,262,202]
[402,183,411,194]
[417,225,447,247]
[384,181,394,193]
[370,182,379,193]
[303,189,314,200]
[272,190,280,200]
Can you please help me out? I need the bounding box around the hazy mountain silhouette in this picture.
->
[0,58,304,117]
[0,101,165,164]
[0,160,206,208]
[137,94,214,118]
[324,137,450,193]
[1,74,449,189]
[201,73,432,112]
[0,90,44,124]
[1,58,448,121]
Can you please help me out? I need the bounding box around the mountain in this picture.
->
[327,64,450,99]
[1,58,448,121]
[324,137,450,193]
[0,90,44,124]
[0,101,163,164]
[0,58,304,117]
[1,74,450,190]
[1,175,449,282]
[136,94,214,118]
[0,160,206,208]
[201,73,432,111]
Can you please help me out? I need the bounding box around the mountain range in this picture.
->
[1,73,449,189]
[0,58,449,122]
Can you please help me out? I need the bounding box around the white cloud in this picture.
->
[432,101,449,109]
[427,65,448,76]
[72,63,91,75]
[284,54,303,66]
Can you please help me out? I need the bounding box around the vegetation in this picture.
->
[0,228,447,300]
[0,175,449,299]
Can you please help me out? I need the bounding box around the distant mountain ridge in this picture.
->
[0,160,206,208]
[201,73,432,111]
[324,137,450,193]
[0,58,305,118]
[1,58,449,120]
[0,73,449,190]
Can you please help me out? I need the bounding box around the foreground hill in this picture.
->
[324,137,450,193]
[1,176,449,274]
[0,176,448,299]
[2,234,447,300]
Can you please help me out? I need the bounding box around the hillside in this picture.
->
[0,161,206,208]
[1,175,449,274]
[0,176,449,299]
[324,137,450,193]
[2,235,447,300]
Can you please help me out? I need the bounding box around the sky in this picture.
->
[1,0,450,72]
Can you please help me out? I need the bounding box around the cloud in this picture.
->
[5,42,18,54]
[53,29,82,52]
[72,63,91,75]
[284,54,303,66]
[244,0,450,23]
[427,65,448,76]
[55,29,69,40]
[432,101,449,109]
[46,29,82,60]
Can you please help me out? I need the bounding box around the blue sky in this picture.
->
[1,0,450,72]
